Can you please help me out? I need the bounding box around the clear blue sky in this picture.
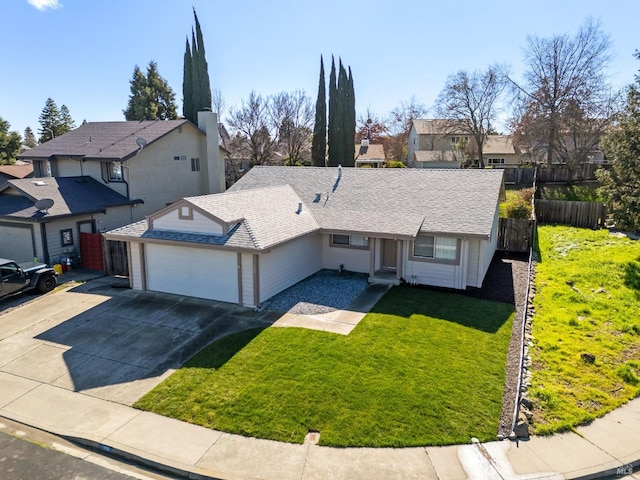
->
[1,0,638,137]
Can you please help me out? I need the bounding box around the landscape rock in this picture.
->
[521,397,534,410]
[581,353,596,364]
[514,420,530,439]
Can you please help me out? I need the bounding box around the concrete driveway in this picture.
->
[0,277,278,405]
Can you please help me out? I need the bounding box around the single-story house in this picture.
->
[105,166,505,307]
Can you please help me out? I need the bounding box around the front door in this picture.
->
[382,239,397,270]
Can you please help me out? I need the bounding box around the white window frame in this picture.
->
[330,234,369,250]
[487,157,505,165]
[411,235,459,263]
[191,157,200,172]
[108,161,123,181]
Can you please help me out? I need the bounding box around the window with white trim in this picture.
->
[108,161,123,181]
[487,158,505,165]
[191,157,200,171]
[331,234,369,249]
[413,236,457,260]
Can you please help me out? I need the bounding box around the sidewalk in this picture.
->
[1,374,638,479]
[1,275,638,479]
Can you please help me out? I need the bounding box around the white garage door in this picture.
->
[145,244,238,303]
[0,225,35,262]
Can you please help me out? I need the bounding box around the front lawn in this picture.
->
[530,226,640,434]
[135,287,514,447]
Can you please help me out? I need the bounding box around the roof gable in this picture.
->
[17,120,198,162]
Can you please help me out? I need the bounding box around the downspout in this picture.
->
[40,222,50,265]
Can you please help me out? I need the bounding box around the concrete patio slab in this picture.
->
[303,446,438,480]
[197,433,308,480]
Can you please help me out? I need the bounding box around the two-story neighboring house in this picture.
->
[469,135,522,168]
[407,119,467,169]
[0,111,224,264]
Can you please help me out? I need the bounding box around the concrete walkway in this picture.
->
[0,381,638,480]
[1,276,638,479]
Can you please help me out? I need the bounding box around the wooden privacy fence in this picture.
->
[502,168,536,185]
[536,163,604,183]
[103,239,129,276]
[497,218,536,252]
[535,200,607,228]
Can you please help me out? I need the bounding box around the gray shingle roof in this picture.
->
[0,176,139,221]
[230,166,503,238]
[16,120,195,162]
[107,185,319,251]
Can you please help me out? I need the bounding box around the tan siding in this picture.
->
[321,234,370,273]
[54,157,82,176]
[153,208,224,235]
[259,234,322,303]
[127,125,208,219]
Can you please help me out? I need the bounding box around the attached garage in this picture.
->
[145,244,238,303]
[0,223,35,262]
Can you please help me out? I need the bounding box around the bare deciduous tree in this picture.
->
[271,90,314,165]
[508,18,616,166]
[227,91,279,165]
[386,96,428,162]
[434,67,507,168]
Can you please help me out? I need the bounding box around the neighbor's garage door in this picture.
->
[0,225,35,263]
[145,244,238,303]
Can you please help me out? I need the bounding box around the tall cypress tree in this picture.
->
[335,60,349,166]
[311,56,326,167]
[327,57,339,166]
[190,30,201,121]
[182,38,193,121]
[182,9,212,123]
[345,66,356,167]
[193,8,212,113]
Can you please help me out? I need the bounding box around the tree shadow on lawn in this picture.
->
[624,258,640,293]
[369,286,514,334]
[183,326,268,370]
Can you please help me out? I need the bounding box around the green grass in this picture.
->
[539,183,604,202]
[134,288,514,447]
[530,226,640,434]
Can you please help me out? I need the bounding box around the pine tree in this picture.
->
[23,127,36,148]
[38,98,62,142]
[0,117,21,164]
[123,61,177,121]
[598,54,640,231]
[326,57,356,167]
[311,56,326,166]
[335,60,349,166]
[59,105,76,135]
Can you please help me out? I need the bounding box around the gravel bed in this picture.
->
[264,269,369,315]
[459,252,530,438]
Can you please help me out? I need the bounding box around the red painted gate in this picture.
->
[80,232,105,271]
